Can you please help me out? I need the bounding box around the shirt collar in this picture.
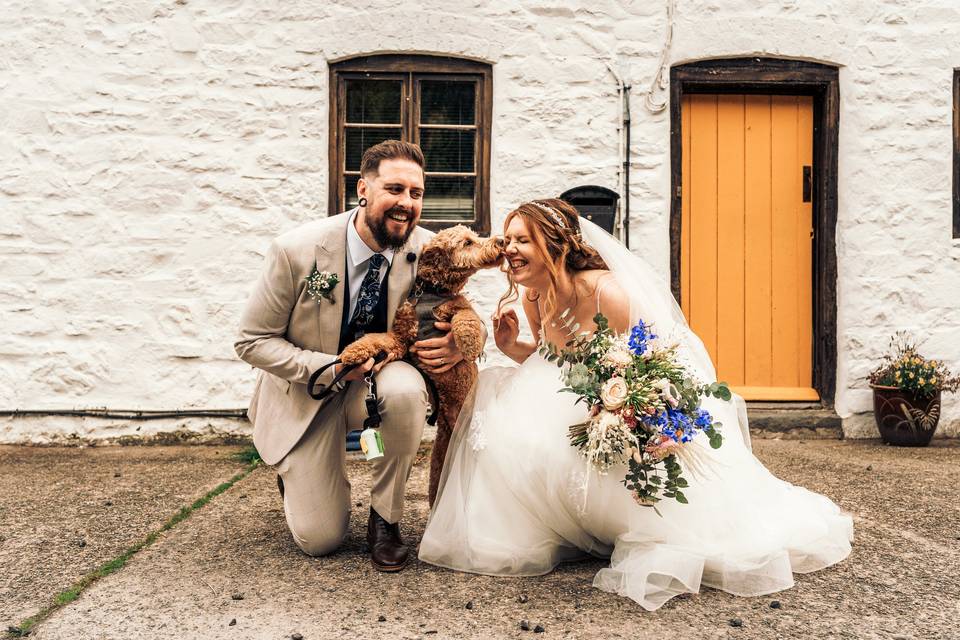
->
[346,209,395,268]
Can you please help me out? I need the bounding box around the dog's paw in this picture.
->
[453,326,485,361]
[340,341,378,365]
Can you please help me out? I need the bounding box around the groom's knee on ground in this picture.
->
[289,513,349,557]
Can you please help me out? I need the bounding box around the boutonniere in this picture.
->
[305,266,339,302]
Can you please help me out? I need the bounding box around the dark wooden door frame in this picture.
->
[669,57,840,406]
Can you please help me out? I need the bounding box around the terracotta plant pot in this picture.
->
[871,385,941,446]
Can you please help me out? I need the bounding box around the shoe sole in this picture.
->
[371,557,408,573]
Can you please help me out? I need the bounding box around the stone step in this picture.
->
[747,402,843,438]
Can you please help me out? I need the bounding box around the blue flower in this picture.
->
[641,410,668,431]
[694,408,713,429]
[628,320,657,356]
[663,407,695,443]
[652,406,715,443]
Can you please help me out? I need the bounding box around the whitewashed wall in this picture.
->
[2,0,959,443]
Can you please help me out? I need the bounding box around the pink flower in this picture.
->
[645,435,682,461]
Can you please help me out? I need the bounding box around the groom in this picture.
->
[235,140,473,571]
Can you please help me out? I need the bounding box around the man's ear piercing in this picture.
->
[358,197,367,207]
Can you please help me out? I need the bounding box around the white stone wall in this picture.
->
[2,0,959,442]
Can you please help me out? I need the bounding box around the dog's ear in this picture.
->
[416,244,443,283]
[418,243,440,269]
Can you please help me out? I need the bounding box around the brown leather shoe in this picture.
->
[367,507,409,572]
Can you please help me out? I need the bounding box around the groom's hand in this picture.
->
[410,321,463,374]
[336,358,376,383]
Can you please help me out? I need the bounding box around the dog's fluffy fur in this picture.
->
[339,225,501,505]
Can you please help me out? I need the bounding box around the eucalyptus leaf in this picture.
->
[709,432,723,449]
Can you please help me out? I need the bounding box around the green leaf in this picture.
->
[674,491,688,504]
[709,431,723,449]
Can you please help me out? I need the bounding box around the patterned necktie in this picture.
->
[350,253,386,330]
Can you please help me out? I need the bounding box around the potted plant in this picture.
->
[868,332,960,446]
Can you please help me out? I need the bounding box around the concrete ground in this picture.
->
[1,438,958,640]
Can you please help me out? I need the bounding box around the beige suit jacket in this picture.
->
[235,209,434,465]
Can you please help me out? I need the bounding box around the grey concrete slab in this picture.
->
[25,439,960,639]
[0,445,250,630]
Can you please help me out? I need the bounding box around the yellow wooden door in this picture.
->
[681,94,817,401]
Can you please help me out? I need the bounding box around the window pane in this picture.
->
[420,129,475,173]
[422,176,475,221]
[346,79,402,124]
[345,127,402,171]
[420,81,476,125]
[345,175,360,211]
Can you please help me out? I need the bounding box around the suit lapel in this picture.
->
[315,215,350,354]
[387,228,433,329]
[386,244,417,329]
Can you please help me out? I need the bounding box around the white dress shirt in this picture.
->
[345,209,395,320]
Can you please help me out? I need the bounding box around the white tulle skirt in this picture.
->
[418,354,853,611]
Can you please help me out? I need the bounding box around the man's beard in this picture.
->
[366,207,416,250]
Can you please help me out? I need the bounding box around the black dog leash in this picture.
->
[307,352,440,427]
[306,351,388,402]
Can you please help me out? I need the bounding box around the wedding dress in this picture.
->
[418,219,853,611]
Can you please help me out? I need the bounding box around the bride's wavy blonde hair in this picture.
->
[497,198,607,321]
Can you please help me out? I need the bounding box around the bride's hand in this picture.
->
[492,308,520,353]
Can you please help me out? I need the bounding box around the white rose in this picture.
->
[600,376,629,410]
[655,378,680,408]
[602,348,633,369]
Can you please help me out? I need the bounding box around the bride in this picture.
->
[418,199,853,611]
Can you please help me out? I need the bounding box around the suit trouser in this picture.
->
[275,360,428,556]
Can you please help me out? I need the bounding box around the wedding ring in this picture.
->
[439,358,445,365]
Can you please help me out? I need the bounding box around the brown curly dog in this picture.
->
[339,225,503,505]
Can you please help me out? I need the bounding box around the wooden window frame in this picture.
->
[954,69,960,239]
[669,58,840,406]
[328,54,493,234]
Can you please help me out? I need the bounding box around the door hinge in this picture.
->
[802,165,812,202]
[675,185,682,199]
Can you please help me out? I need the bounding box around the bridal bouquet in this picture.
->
[541,313,730,508]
